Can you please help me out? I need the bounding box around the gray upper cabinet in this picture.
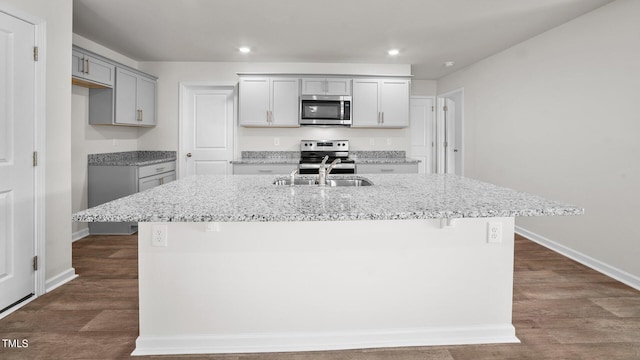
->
[114,68,156,126]
[352,78,410,128]
[72,49,115,87]
[301,77,351,95]
[239,76,299,127]
[74,46,158,127]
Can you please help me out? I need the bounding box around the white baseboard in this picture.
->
[72,227,90,242]
[132,325,518,356]
[516,226,640,291]
[45,268,78,293]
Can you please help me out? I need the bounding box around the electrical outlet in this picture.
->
[151,225,168,247]
[205,222,221,232]
[112,139,118,147]
[274,137,280,146]
[369,138,375,146]
[386,138,392,145]
[487,222,502,243]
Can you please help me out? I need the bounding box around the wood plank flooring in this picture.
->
[1,234,639,359]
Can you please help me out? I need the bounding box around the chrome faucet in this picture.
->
[289,168,298,185]
[318,155,341,186]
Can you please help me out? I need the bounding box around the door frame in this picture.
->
[0,6,47,307]
[436,88,465,175]
[178,82,238,178]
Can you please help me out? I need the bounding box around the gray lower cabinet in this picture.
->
[88,161,176,234]
[233,163,298,175]
[356,163,418,174]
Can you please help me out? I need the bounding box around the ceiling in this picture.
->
[73,0,614,79]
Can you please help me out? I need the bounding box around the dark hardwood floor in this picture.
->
[1,234,639,359]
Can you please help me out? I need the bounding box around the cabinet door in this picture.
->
[270,78,299,127]
[380,80,410,128]
[71,50,85,79]
[351,79,380,127]
[161,172,176,184]
[357,163,418,174]
[301,78,326,95]
[325,78,351,95]
[239,78,270,126]
[138,76,156,126]
[139,171,176,192]
[115,68,139,125]
[72,50,115,87]
[138,174,162,192]
[84,56,115,87]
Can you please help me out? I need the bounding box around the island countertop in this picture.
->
[72,174,583,223]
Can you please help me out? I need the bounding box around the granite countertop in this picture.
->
[88,151,177,166]
[231,150,419,165]
[350,151,419,164]
[72,174,583,223]
[354,158,420,164]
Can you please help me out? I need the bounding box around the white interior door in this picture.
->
[437,90,464,175]
[409,97,435,173]
[0,11,36,312]
[181,85,235,177]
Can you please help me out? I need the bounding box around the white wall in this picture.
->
[437,0,640,281]
[411,80,438,97]
[70,35,140,237]
[1,0,73,283]
[137,62,414,156]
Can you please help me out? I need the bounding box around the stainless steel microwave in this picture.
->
[299,95,352,126]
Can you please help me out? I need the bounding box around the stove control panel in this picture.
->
[300,140,349,151]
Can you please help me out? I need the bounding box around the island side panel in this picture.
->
[134,218,517,356]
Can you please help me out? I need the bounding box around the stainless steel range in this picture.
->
[299,140,355,174]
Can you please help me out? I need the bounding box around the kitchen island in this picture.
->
[73,174,582,356]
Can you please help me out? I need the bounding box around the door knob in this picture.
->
[453,149,459,153]
[186,153,192,158]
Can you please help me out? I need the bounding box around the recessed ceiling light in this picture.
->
[388,49,399,56]
[239,47,251,53]
[444,61,455,67]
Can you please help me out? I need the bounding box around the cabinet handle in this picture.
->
[380,168,395,172]
[381,112,384,124]
[266,109,270,124]
[377,112,381,124]
[85,59,90,74]
[156,167,165,172]
[137,110,143,121]
[80,57,85,73]
[258,169,273,173]
[159,178,164,185]
[140,109,143,121]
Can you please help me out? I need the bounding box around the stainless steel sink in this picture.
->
[273,178,318,186]
[273,176,373,187]
[325,178,373,187]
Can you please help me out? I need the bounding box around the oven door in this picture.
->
[299,96,351,126]
[299,163,356,174]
